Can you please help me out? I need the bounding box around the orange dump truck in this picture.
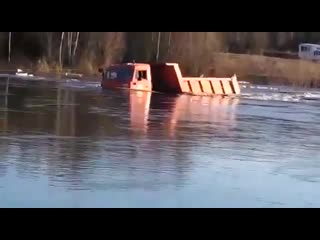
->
[99,63,240,96]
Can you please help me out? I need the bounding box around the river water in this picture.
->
[0,76,320,208]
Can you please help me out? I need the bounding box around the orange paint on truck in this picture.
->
[99,63,240,96]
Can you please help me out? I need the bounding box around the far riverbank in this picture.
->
[1,53,320,88]
[211,53,320,88]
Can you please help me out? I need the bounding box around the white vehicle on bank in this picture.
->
[298,43,320,61]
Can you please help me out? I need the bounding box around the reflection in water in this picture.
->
[0,78,240,193]
[128,91,239,138]
[166,94,239,137]
[1,77,320,207]
[56,86,76,136]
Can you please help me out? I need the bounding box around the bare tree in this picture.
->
[46,32,53,60]
[8,32,11,63]
[248,32,269,54]
[72,32,80,64]
[59,32,65,68]
[156,32,161,62]
[166,32,172,57]
[67,32,73,64]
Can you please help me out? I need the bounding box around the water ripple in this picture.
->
[0,78,320,207]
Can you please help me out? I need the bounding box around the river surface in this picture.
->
[0,76,320,208]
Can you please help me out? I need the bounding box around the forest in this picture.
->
[2,32,320,75]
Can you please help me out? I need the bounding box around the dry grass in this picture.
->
[2,52,320,88]
[35,59,51,72]
[77,58,96,75]
[209,53,320,87]
[33,58,98,77]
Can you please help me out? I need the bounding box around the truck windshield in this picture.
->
[105,67,133,81]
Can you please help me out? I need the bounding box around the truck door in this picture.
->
[131,68,152,91]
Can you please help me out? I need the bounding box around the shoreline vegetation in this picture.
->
[2,32,320,88]
[4,53,320,88]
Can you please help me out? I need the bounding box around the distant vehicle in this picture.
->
[298,43,320,61]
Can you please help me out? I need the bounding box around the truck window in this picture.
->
[105,67,133,81]
[314,51,320,56]
[301,46,310,52]
[136,70,147,80]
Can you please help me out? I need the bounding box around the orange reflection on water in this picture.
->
[128,91,240,137]
[129,91,151,134]
[166,95,239,137]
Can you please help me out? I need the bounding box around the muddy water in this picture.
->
[0,76,320,208]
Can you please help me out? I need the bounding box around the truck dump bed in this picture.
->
[150,63,240,95]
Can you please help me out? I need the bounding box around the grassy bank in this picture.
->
[2,53,320,88]
[210,53,320,88]
[0,58,101,79]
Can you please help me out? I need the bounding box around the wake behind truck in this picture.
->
[99,62,240,96]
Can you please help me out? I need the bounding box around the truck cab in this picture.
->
[100,63,152,92]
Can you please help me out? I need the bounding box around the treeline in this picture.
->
[2,32,320,74]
